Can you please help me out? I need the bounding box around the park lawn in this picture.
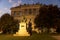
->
[0,33,56,40]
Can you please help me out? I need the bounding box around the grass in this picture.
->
[0,33,56,40]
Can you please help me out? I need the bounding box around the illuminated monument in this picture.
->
[14,19,30,36]
[11,3,42,36]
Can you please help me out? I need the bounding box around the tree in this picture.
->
[0,13,19,34]
[34,4,49,28]
[34,4,60,32]
[56,10,60,33]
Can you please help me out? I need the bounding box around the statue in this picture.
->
[13,17,30,36]
[27,19,32,36]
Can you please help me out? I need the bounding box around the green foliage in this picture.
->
[0,13,19,34]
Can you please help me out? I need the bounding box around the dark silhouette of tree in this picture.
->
[34,4,60,33]
[34,4,49,28]
[56,10,60,33]
[0,13,19,34]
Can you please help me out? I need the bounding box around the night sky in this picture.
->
[0,0,60,17]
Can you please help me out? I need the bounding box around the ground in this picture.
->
[52,36,60,40]
[51,34,60,40]
[0,33,56,40]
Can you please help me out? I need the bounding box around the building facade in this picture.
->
[10,4,41,31]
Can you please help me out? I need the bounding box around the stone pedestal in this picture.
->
[13,22,30,36]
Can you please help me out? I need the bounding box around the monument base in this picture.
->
[13,30,30,36]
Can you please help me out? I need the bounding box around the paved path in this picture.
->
[52,36,60,40]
